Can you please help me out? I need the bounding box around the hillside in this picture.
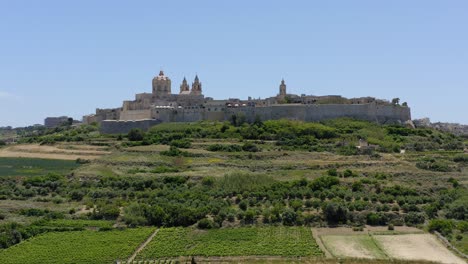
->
[0,118,466,263]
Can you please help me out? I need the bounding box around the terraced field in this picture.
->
[0,143,111,160]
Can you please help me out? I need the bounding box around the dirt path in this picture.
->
[126,228,159,263]
[311,228,332,258]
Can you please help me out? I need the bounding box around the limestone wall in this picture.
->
[222,103,410,124]
[120,109,152,121]
[100,119,162,134]
[100,103,411,134]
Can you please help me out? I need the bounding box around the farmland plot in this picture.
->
[321,235,386,259]
[374,234,465,264]
[136,227,322,259]
[0,228,154,264]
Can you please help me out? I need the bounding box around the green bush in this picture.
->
[197,218,214,229]
[127,129,144,141]
[206,144,242,152]
[428,219,454,236]
[242,142,260,152]
[453,154,468,163]
[170,139,192,149]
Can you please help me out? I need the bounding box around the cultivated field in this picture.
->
[0,120,466,263]
[0,228,154,264]
[374,234,466,264]
[0,157,79,177]
[318,227,465,264]
[135,227,323,260]
[322,235,386,259]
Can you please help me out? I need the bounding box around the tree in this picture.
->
[402,102,408,107]
[127,128,144,141]
[391,98,400,105]
[323,202,348,224]
[282,208,297,226]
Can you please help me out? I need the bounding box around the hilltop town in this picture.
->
[81,71,412,134]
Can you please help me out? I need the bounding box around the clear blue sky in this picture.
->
[1,0,467,127]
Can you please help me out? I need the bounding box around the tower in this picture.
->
[152,70,172,97]
[180,77,190,94]
[279,79,287,96]
[191,75,202,95]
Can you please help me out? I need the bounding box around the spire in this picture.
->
[180,76,190,93]
[191,74,202,95]
[159,70,164,76]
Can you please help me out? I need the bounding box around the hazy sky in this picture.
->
[1,1,467,127]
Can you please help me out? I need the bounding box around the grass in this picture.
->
[0,228,154,264]
[451,231,468,255]
[0,157,79,177]
[321,235,387,259]
[136,227,322,259]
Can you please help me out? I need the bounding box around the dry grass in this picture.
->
[0,144,110,160]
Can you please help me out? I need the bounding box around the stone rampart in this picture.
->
[100,103,411,134]
[100,119,162,134]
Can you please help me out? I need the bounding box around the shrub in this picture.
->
[327,168,338,176]
[309,176,340,191]
[428,219,454,236]
[207,144,242,152]
[239,200,248,211]
[404,212,425,226]
[160,146,193,157]
[366,212,388,225]
[150,165,179,174]
[453,154,468,163]
[197,218,214,229]
[170,139,192,148]
[242,142,260,152]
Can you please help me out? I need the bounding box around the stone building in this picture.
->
[83,71,412,134]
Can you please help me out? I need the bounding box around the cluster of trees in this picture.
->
[120,119,464,153]
[19,124,99,145]
[3,167,464,231]
[16,117,464,153]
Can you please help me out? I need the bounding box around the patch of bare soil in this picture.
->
[374,234,465,264]
[322,235,379,259]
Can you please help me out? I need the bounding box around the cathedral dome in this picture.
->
[154,70,170,81]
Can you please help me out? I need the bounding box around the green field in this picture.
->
[0,228,154,264]
[0,157,79,177]
[322,235,387,259]
[136,227,322,259]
